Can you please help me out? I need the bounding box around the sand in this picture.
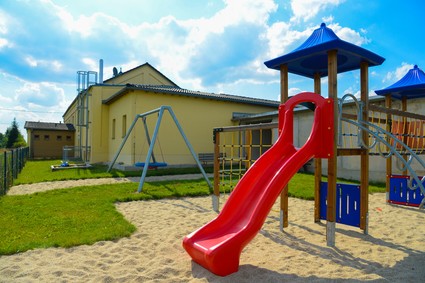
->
[1,179,425,282]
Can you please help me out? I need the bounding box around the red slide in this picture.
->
[183,92,334,276]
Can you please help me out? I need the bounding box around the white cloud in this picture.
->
[0,37,10,49]
[15,81,67,108]
[329,23,370,46]
[383,62,413,83]
[264,21,313,59]
[290,0,345,22]
[25,56,63,72]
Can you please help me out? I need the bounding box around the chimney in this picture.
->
[99,59,104,83]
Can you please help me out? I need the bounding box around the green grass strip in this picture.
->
[0,179,212,255]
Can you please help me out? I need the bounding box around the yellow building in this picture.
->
[63,63,279,167]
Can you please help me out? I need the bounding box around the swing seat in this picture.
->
[134,162,168,169]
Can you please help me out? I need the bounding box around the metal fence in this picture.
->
[0,147,29,195]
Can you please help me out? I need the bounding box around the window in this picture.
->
[34,135,40,140]
[56,135,62,141]
[112,119,116,139]
[44,135,50,141]
[66,136,72,141]
[122,115,127,138]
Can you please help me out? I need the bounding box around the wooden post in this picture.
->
[280,64,289,231]
[314,72,322,223]
[385,94,392,203]
[213,130,220,212]
[360,61,369,233]
[326,50,338,246]
[245,130,252,169]
[402,96,408,176]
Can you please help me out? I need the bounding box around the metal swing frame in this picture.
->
[107,106,212,192]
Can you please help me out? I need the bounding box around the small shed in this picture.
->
[24,122,75,159]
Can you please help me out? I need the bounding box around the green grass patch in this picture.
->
[288,173,386,200]
[0,179,212,255]
[14,159,213,185]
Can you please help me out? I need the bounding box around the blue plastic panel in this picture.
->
[320,182,361,228]
[389,175,424,207]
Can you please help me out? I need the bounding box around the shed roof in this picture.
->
[264,23,385,78]
[24,121,75,131]
[375,65,425,100]
[102,84,280,108]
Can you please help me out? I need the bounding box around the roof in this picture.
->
[264,23,385,78]
[24,121,75,131]
[103,62,179,87]
[102,84,280,108]
[375,65,425,100]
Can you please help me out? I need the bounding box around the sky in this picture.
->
[0,0,424,139]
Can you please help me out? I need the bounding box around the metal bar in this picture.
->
[214,122,278,133]
[166,106,213,189]
[142,117,157,163]
[137,108,165,192]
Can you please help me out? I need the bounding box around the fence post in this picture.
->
[3,151,7,193]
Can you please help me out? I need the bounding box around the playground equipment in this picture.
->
[51,146,91,171]
[133,116,168,169]
[184,22,387,276]
[211,122,278,211]
[183,92,334,276]
[107,106,212,192]
[375,64,425,208]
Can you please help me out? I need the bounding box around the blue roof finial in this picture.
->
[414,65,418,69]
[320,22,326,28]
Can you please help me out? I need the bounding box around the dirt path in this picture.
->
[7,174,213,196]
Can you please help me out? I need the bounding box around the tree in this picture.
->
[5,118,27,148]
[0,132,5,148]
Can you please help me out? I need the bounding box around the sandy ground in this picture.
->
[1,178,425,282]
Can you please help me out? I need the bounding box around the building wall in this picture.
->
[27,129,74,159]
[63,64,178,163]
[63,66,278,166]
[106,91,277,166]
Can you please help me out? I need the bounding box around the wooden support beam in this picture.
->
[337,148,367,156]
[213,131,220,212]
[280,64,289,231]
[360,61,369,233]
[385,94,392,202]
[326,50,338,246]
[314,72,322,223]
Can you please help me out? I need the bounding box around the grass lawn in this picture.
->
[0,179,212,255]
[0,160,386,256]
[13,159,213,185]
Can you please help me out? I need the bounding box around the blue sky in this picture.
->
[0,0,424,137]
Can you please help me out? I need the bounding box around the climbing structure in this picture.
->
[375,65,425,208]
[264,22,385,245]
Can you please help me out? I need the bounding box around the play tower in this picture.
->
[264,23,385,245]
[183,23,386,276]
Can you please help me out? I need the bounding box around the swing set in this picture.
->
[133,116,168,169]
[107,106,212,193]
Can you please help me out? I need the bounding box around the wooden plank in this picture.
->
[369,104,425,120]
[337,148,366,156]
[360,61,369,232]
[280,64,289,229]
[326,49,338,246]
[314,72,322,223]
[385,95,392,197]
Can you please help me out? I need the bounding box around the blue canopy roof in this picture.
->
[375,65,425,100]
[264,23,385,79]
